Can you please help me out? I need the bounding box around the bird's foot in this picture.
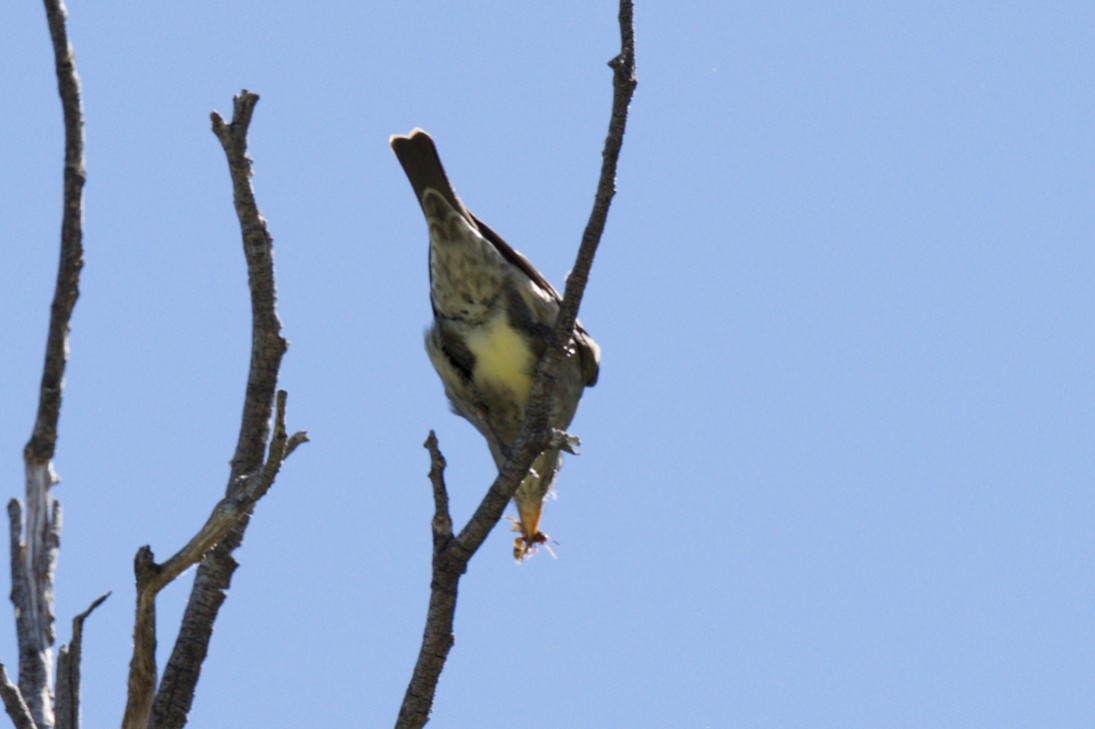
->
[549,428,581,455]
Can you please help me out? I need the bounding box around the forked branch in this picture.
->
[395,2,637,726]
[118,91,307,729]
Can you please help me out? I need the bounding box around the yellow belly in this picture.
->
[465,311,534,408]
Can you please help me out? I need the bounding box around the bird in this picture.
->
[390,129,600,561]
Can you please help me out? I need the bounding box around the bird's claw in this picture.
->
[550,428,581,455]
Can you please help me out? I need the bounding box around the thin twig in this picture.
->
[55,592,109,729]
[424,432,453,546]
[122,391,304,729]
[395,3,636,727]
[395,434,462,729]
[151,392,305,593]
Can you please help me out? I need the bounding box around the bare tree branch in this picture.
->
[141,391,305,595]
[54,592,109,729]
[424,432,453,546]
[120,549,158,729]
[6,501,31,708]
[395,3,637,726]
[27,0,85,462]
[450,0,635,563]
[395,434,462,729]
[122,389,305,729]
[9,1,87,727]
[0,662,35,729]
[109,90,305,729]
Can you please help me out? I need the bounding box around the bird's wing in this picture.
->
[392,129,600,387]
[477,215,600,387]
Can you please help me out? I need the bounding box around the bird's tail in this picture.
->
[511,448,563,562]
[389,129,474,225]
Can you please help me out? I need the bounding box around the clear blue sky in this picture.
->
[2,2,1093,727]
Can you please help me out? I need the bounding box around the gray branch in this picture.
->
[54,593,109,729]
[9,1,86,727]
[27,0,85,462]
[115,91,304,729]
[424,432,453,546]
[122,390,304,729]
[394,3,637,726]
[0,662,35,729]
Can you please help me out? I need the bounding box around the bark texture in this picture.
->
[395,3,637,725]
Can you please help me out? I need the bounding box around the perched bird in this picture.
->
[391,129,600,560]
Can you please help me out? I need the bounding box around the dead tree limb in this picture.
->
[7,0,86,726]
[0,662,35,729]
[121,389,304,729]
[54,592,109,729]
[113,90,306,729]
[395,3,637,727]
